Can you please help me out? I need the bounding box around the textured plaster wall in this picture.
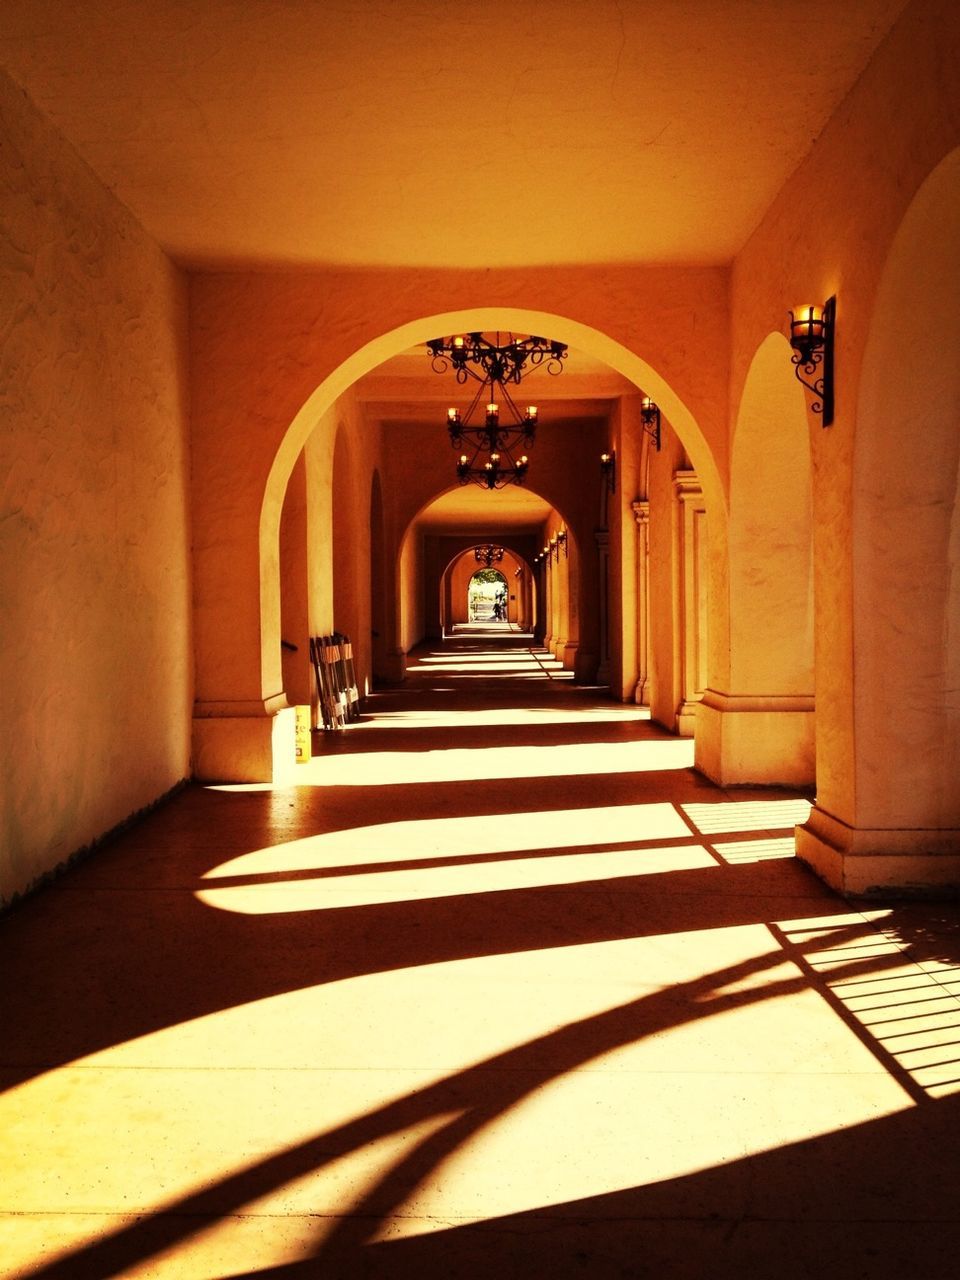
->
[728,334,813,695]
[0,71,191,903]
[279,453,310,706]
[730,0,960,829]
[398,529,423,654]
[853,146,960,831]
[647,428,688,732]
[331,399,378,693]
[608,397,644,701]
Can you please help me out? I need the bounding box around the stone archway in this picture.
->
[260,309,725,700]
[196,307,724,781]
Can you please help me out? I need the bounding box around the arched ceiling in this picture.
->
[0,0,907,268]
[414,485,552,534]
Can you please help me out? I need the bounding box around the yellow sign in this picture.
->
[295,705,311,762]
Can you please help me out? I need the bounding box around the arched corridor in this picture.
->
[4,630,960,1277]
[4,4,960,1276]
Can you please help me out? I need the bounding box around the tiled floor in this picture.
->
[3,627,960,1278]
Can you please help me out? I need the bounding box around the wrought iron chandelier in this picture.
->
[474,544,505,568]
[426,332,568,489]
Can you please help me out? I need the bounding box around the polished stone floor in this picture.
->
[2,626,960,1278]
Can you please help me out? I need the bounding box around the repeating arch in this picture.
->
[852,146,960,832]
[260,308,722,699]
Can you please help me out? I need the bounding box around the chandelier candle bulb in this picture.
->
[426,330,567,488]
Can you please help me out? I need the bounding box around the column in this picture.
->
[674,471,706,737]
[632,500,651,705]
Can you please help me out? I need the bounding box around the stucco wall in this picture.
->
[331,396,378,693]
[730,0,960,832]
[279,453,310,706]
[0,72,192,903]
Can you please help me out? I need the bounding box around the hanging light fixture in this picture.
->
[427,332,567,488]
[640,397,662,451]
[474,544,505,567]
[788,296,835,425]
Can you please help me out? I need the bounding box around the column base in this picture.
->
[559,640,578,670]
[574,649,599,685]
[695,690,815,785]
[192,702,296,784]
[381,649,407,682]
[797,805,960,896]
[676,696,703,738]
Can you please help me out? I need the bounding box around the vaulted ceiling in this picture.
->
[0,0,907,269]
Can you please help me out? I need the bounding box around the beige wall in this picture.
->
[0,71,192,904]
[729,0,960,886]
[331,397,378,694]
[279,454,310,706]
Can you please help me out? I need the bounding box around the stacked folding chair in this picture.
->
[309,633,361,730]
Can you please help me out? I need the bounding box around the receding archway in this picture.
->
[260,308,724,707]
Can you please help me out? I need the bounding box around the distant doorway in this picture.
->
[468,569,508,622]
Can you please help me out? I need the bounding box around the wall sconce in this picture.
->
[556,528,568,558]
[640,397,661,451]
[600,451,616,493]
[549,533,559,561]
[542,543,552,569]
[788,296,835,426]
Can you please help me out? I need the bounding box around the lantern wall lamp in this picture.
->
[788,296,835,426]
[640,397,662,451]
[600,450,616,493]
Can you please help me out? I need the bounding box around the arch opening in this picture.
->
[261,308,724,706]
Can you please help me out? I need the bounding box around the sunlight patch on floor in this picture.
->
[713,836,797,864]
[197,844,717,913]
[197,802,705,913]
[297,736,694,786]
[0,917,921,1273]
[681,799,812,834]
[777,918,960,1099]
[362,705,652,728]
